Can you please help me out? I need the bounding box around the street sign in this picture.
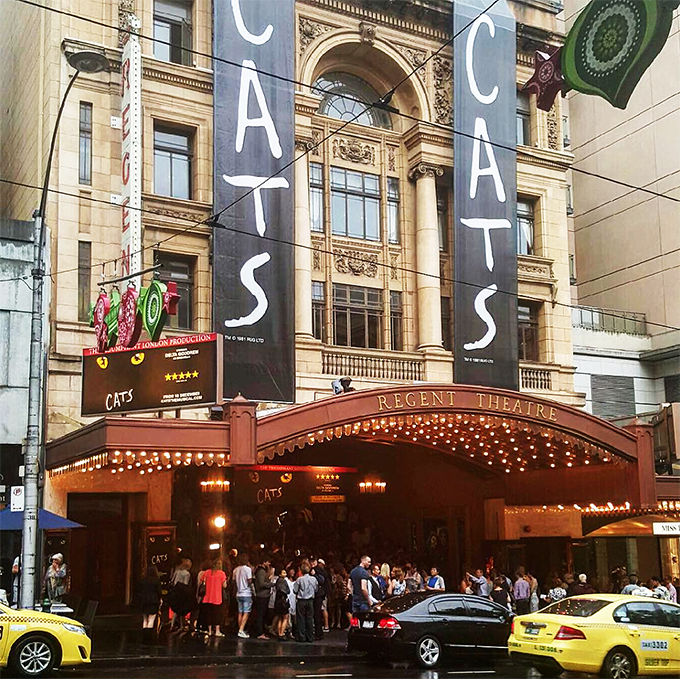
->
[652,522,680,536]
[10,485,24,512]
[81,333,221,416]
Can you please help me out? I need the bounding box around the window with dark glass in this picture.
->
[313,72,392,129]
[154,126,192,200]
[517,199,535,256]
[657,603,680,628]
[333,284,382,349]
[79,102,92,185]
[517,91,531,146]
[390,291,403,351]
[330,167,380,241]
[437,189,448,251]
[153,0,193,66]
[387,178,400,244]
[310,162,324,233]
[441,296,452,351]
[518,303,539,362]
[623,602,661,627]
[430,598,467,617]
[157,254,193,329]
[312,281,326,342]
[78,241,91,322]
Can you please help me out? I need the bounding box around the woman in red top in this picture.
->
[199,559,227,637]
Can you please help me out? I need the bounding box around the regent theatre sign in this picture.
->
[376,389,558,422]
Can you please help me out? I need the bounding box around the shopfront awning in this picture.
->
[585,514,680,537]
[0,508,84,531]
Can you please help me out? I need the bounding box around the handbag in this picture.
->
[197,575,207,599]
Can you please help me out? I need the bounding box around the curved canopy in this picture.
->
[256,384,638,476]
[586,514,678,537]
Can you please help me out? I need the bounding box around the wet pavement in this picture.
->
[88,627,357,666]
[44,659,628,679]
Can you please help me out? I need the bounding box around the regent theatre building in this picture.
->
[2,0,676,611]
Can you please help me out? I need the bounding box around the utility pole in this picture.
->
[19,50,109,609]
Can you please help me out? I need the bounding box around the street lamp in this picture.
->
[20,49,109,609]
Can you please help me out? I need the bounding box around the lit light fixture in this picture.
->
[201,479,231,492]
[209,543,221,551]
[359,479,386,494]
[213,515,226,529]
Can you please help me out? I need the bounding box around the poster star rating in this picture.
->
[164,370,200,382]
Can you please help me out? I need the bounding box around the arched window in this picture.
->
[313,72,393,130]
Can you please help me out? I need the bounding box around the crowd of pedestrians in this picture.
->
[138,549,679,642]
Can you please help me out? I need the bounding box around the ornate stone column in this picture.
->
[409,162,444,350]
[294,139,314,339]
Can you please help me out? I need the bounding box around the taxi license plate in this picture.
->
[526,627,540,636]
[362,621,374,629]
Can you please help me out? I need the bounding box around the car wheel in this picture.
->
[416,635,442,669]
[10,635,57,677]
[602,647,636,679]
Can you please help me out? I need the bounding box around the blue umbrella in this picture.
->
[0,508,84,531]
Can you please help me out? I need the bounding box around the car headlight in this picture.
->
[62,623,87,635]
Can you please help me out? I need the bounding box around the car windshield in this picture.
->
[540,598,610,617]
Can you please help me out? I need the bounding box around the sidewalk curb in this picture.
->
[93,652,361,668]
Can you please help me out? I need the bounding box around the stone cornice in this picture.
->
[403,123,452,151]
[62,38,214,94]
[518,146,574,172]
[298,0,449,42]
[296,92,323,118]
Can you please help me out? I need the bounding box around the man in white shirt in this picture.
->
[468,569,491,597]
[232,554,254,638]
[662,575,677,603]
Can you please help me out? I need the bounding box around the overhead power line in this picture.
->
[2,0,678,335]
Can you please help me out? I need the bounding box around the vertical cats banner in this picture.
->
[213,0,295,402]
[453,0,518,391]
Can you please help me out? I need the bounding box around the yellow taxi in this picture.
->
[0,603,91,677]
[508,594,680,679]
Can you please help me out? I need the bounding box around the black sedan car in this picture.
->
[348,592,512,669]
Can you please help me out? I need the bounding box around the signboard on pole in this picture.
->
[10,486,25,512]
[81,333,221,416]
[453,0,518,390]
[213,0,295,403]
[120,13,143,289]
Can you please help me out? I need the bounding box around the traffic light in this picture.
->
[331,377,355,394]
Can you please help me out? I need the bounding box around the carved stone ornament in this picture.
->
[295,137,316,153]
[311,130,323,157]
[332,138,375,165]
[118,0,136,46]
[299,17,333,54]
[359,21,377,45]
[397,45,427,84]
[387,146,397,172]
[432,55,453,124]
[518,261,552,278]
[546,105,559,151]
[408,162,444,180]
[390,253,399,280]
[312,246,322,271]
[334,249,378,278]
